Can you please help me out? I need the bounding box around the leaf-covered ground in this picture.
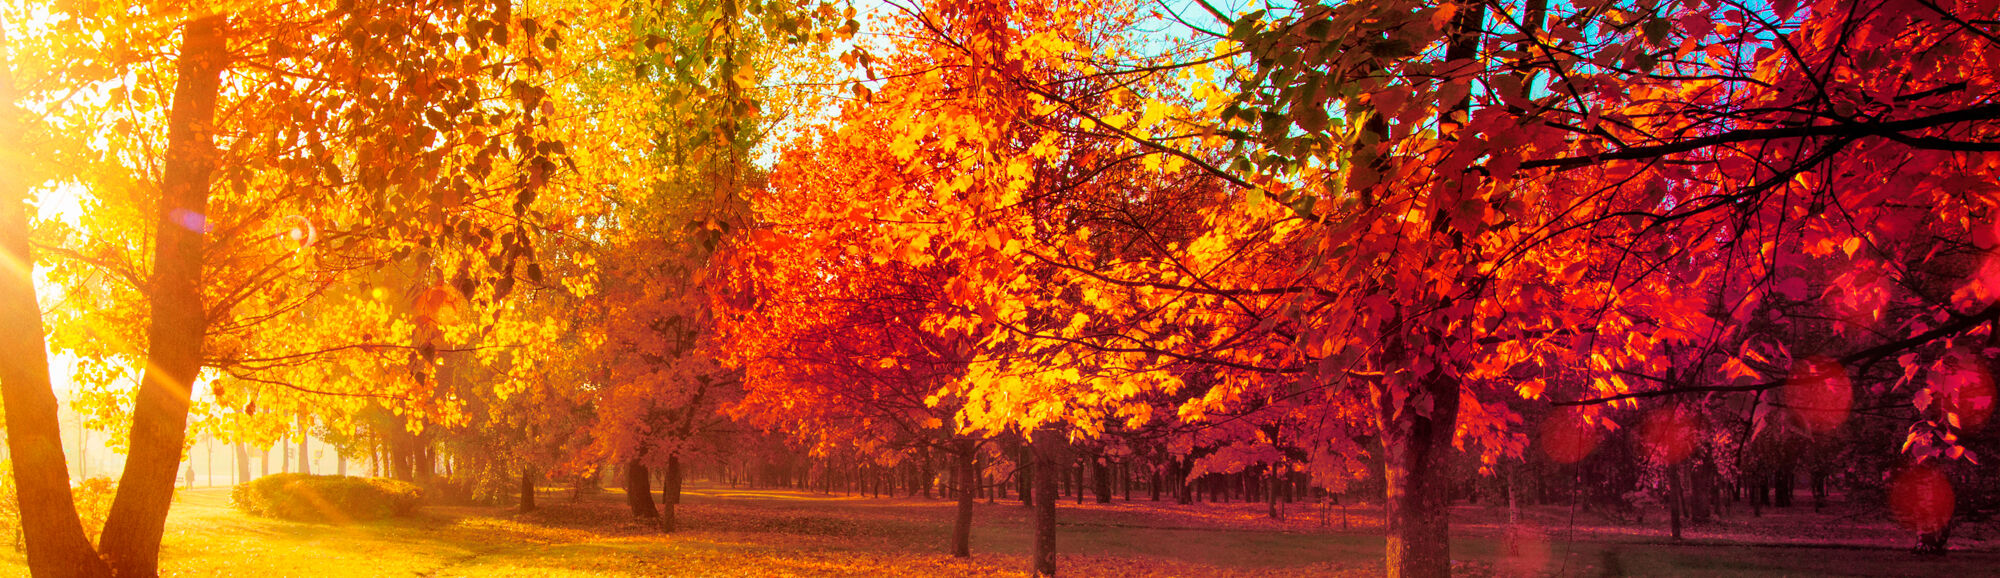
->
[2,485,1998,576]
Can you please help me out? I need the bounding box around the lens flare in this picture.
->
[1638,406,1700,465]
[1785,357,1853,434]
[169,208,213,234]
[280,214,318,248]
[1889,464,1954,534]
[1539,409,1599,464]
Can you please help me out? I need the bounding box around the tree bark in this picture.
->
[98,15,228,578]
[1367,1,1481,574]
[1775,467,1795,508]
[920,446,935,499]
[1691,459,1714,522]
[1267,469,1281,520]
[625,459,658,518]
[1018,442,1034,507]
[952,438,976,557]
[520,466,536,513]
[0,28,113,575]
[661,455,681,532]
[1669,463,1684,541]
[234,443,250,485]
[1371,369,1464,578]
[1091,454,1111,504]
[296,415,310,475]
[1032,428,1061,577]
[1174,458,1193,505]
[1072,457,1083,505]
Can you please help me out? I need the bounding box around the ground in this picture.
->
[2,483,1997,576]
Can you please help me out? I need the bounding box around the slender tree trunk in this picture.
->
[625,460,658,518]
[1692,460,1713,522]
[920,447,935,499]
[1669,463,1684,540]
[1091,454,1111,504]
[0,27,113,575]
[1072,458,1083,505]
[1172,461,1184,505]
[1121,462,1131,501]
[1812,468,1827,512]
[520,466,536,513]
[952,438,976,557]
[234,443,250,485]
[1018,443,1034,507]
[1267,469,1281,520]
[98,16,228,578]
[296,415,310,475]
[661,455,681,532]
[1032,428,1061,577]
[1751,473,1764,517]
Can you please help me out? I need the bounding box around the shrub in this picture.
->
[72,477,117,545]
[231,474,423,523]
[0,461,121,550]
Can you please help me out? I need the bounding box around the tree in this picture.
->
[0,20,105,575]
[11,1,563,573]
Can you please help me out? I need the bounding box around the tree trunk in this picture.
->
[1072,458,1083,505]
[520,466,536,513]
[1751,473,1764,517]
[1811,468,1828,512]
[1370,369,1464,578]
[1916,521,1955,555]
[98,15,228,578]
[296,415,310,475]
[1091,454,1111,504]
[920,447,935,499]
[1175,459,1193,505]
[1120,462,1131,501]
[661,455,681,532]
[0,31,113,575]
[625,459,658,518]
[1018,443,1034,507]
[1267,469,1281,520]
[1691,460,1713,523]
[952,438,976,557]
[234,443,250,485]
[1775,468,1794,508]
[1669,463,1684,541]
[1032,428,1061,577]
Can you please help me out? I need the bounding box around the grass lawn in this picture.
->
[2,483,1996,576]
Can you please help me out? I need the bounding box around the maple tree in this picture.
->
[6,0,565,573]
[748,0,2000,575]
[1182,0,1998,572]
[4,0,2000,575]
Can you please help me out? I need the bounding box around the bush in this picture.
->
[231,474,423,523]
[0,460,120,550]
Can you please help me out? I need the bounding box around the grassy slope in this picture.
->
[1,484,1996,576]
